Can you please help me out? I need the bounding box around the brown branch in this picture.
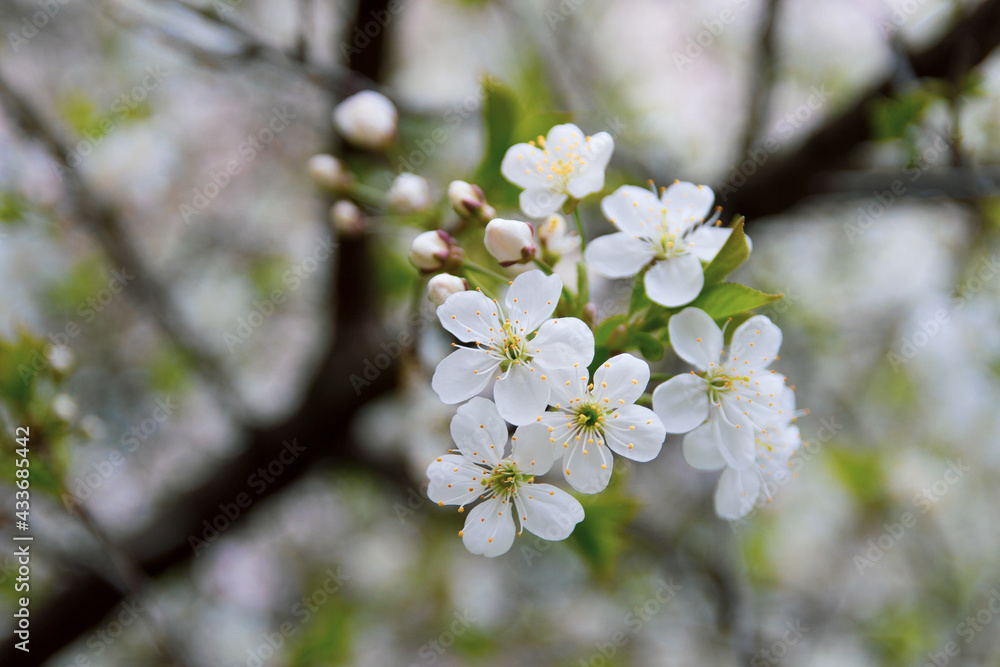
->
[720,0,1000,223]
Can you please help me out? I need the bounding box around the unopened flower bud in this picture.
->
[484,218,536,266]
[306,154,352,189]
[427,273,468,306]
[410,230,462,273]
[330,200,364,236]
[332,90,398,150]
[448,180,495,221]
[388,173,432,213]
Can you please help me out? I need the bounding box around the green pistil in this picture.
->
[484,461,531,498]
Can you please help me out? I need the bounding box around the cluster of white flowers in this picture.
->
[313,109,806,555]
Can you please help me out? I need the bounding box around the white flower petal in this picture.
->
[667,307,723,371]
[584,232,655,278]
[681,424,727,470]
[437,290,502,343]
[505,270,561,332]
[545,123,586,146]
[593,353,650,407]
[712,406,756,469]
[562,437,614,493]
[600,185,662,238]
[546,366,590,407]
[449,397,508,466]
[462,497,516,557]
[520,187,566,219]
[500,143,547,189]
[645,254,704,307]
[531,317,595,369]
[515,483,584,540]
[652,373,710,434]
[431,347,498,405]
[584,131,614,170]
[511,425,557,476]
[493,364,550,426]
[714,467,762,520]
[603,405,665,462]
[728,315,782,371]
[688,226,733,263]
[426,455,486,506]
[661,181,714,233]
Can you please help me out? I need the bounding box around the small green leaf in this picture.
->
[628,270,651,316]
[625,330,664,361]
[594,314,628,347]
[474,78,521,204]
[702,217,749,286]
[567,478,640,581]
[688,282,782,321]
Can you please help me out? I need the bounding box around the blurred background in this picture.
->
[1,0,1000,665]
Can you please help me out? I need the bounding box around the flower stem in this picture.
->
[573,208,586,250]
[463,260,508,283]
[649,372,673,383]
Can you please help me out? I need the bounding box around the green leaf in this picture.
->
[473,78,521,204]
[625,330,663,361]
[827,448,887,510]
[594,314,628,347]
[870,88,934,142]
[702,217,750,286]
[628,270,651,316]
[687,282,782,321]
[567,479,640,581]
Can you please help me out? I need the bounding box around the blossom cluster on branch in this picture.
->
[315,93,805,557]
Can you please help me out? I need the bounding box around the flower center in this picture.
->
[497,320,533,371]
[484,460,531,499]
[705,370,750,403]
[572,401,608,431]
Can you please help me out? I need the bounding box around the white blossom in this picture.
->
[426,398,584,557]
[538,213,581,256]
[501,124,614,219]
[652,308,790,470]
[431,270,595,425]
[586,182,747,307]
[514,354,665,493]
[707,391,803,520]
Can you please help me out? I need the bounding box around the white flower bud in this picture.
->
[410,230,459,272]
[485,219,536,266]
[330,200,364,236]
[306,154,351,189]
[427,273,468,306]
[538,213,580,255]
[448,180,495,221]
[52,394,78,422]
[332,90,398,150]
[46,344,75,373]
[388,173,432,213]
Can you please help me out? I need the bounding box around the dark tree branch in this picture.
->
[740,0,783,156]
[720,0,1000,223]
